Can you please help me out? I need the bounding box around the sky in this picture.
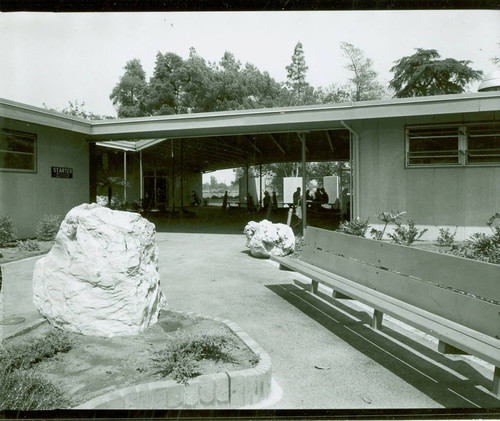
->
[1,10,499,184]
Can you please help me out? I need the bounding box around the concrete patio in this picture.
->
[1,228,499,409]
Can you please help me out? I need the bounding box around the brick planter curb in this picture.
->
[75,309,273,409]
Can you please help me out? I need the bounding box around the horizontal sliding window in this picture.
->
[0,129,37,172]
[407,126,461,166]
[407,122,500,167]
[466,123,500,164]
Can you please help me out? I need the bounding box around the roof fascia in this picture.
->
[89,92,500,141]
[0,98,92,135]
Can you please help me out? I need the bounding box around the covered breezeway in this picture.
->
[91,105,356,234]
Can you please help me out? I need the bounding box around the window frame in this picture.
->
[0,129,37,173]
[405,122,500,168]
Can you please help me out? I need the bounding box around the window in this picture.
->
[407,126,461,166]
[466,123,500,164]
[406,122,500,167]
[0,129,36,172]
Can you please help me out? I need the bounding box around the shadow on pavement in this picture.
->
[265,283,500,409]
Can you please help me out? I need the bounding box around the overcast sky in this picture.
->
[1,10,499,183]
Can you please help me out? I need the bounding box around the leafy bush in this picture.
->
[337,218,370,237]
[436,226,458,247]
[451,214,500,264]
[0,328,73,372]
[0,215,16,246]
[0,328,73,410]
[150,334,236,385]
[387,220,428,246]
[16,239,40,252]
[370,210,406,240]
[35,215,62,241]
[0,367,69,410]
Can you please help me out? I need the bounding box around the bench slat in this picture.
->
[271,255,500,368]
[306,227,500,303]
[305,248,500,339]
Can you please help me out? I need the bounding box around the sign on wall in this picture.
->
[51,167,73,178]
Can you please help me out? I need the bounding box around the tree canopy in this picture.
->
[340,42,385,101]
[389,48,483,98]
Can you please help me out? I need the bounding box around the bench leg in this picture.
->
[371,310,384,330]
[332,290,352,299]
[311,280,319,294]
[438,340,467,355]
[492,366,500,397]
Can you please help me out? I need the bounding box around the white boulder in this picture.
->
[33,203,166,337]
[244,219,295,258]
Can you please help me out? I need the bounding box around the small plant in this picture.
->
[452,213,500,264]
[0,215,16,246]
[0,328,74,372]
[0,328,73,410]
[16,239,40,252]
[387,220,428,246]
[337,218,370,237]
[35,215,62,241]
[150,334,236,385]
[436,226,458,247]
[370,210,406,240]
[0,367,69,410]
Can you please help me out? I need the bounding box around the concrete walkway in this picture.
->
[1,232,499,409]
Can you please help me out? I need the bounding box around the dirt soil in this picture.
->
[6,310,256,408]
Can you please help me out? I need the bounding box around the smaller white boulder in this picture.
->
[244,219,295,258]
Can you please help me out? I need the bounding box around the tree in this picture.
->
[389,48,483,98]
[144,52,187,115]
[340,42,385,102]
[490,43,500,66]
[285,42,312,105]
[43,100,114,120]
[109,59,148,118]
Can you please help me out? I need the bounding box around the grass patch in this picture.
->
[0,327,73,410]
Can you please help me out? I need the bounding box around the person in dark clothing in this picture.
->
[263,191,272,219]
[272,191,278,211]
[222,191,228,209]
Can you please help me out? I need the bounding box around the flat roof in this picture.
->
[1,92,499,141]
[2,93,499,171]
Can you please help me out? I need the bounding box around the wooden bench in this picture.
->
[270,226,500,396]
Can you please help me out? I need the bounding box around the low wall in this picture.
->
[75,310,273,409]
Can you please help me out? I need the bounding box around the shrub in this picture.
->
[0,367,69,410]
[337,218,370,237]
[0,328,74,372]
[35,215,62,241]
[150,334,236,385]
[370,210,406,240]
[436,226,458,247]
[16,239,40,252]
[0,215,16,246]
[451,214,500,264]
[387,220,428,246]
[0,328,73,410]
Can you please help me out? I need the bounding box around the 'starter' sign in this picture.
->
[51,167,73,178]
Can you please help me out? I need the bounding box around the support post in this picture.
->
[372,310,384,330]
[493,366,500,396]
[123,151,127,202]
[180,139,184,210]
[139,150,143,202]
[259,164,263,209]
[299,133,307,235]
[246,164,250,211]
[171,140,175,213]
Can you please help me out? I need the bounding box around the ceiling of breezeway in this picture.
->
[97,128,351,172]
